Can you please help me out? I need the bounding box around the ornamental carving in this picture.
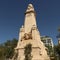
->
[21,33,32,40]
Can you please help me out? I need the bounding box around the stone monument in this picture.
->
[13,4,50,60]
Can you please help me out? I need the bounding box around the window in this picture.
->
[47,39,51,43]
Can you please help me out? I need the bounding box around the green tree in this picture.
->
[0,38,18,60]
[4,38,18,59]
[54,44,60,60]
[0,45,6,60]
[54,28,60,60]
[24,44,32,60]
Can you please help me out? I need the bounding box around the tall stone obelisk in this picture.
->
[15,4,50,60]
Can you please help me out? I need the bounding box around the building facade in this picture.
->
[41,36,54,48]
[41,36,54,56]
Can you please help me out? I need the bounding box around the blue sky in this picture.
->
[0,0,60,44]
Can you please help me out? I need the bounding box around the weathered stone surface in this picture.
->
[14,4,50,60]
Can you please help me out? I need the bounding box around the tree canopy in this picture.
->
[0,38,18,60]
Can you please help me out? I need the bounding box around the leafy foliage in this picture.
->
[0,38,18,60]
[54,44,60,56]
[53,44,60,60]
[24,44,32,60]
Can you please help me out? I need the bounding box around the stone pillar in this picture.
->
[17,25,25,49]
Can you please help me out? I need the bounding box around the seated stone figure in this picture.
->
[21,32,32,41]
